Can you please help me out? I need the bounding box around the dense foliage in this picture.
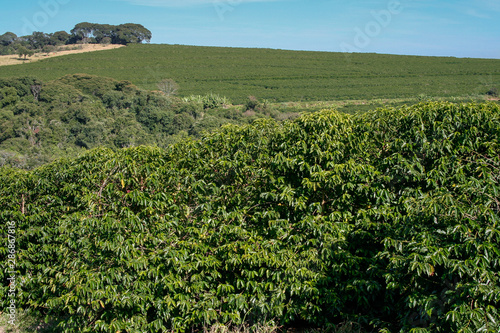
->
[0,74,270,169]
[0,44,498,103]
[70,22,152,45]
[1,102,499,332]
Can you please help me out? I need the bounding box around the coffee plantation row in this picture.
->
[1,44,499,104]
[1,101,499,332]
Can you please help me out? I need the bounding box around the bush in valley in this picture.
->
[0,74,268,169]
[1,102,499,332]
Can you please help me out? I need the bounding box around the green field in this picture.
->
[0,44,499,103]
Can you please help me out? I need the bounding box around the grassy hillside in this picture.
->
[1,102,499,332]
[0,44,498,103]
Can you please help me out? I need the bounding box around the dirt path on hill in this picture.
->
[0,44,125,67]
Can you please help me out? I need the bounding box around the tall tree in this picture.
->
[23,31,51,49]
[112,23,152,45]
[92,24,114,43]
[70,22,95,40]
[51,31,70,45]
[69,22,152,45]
[0,32,17,46]
[17,46,34,59]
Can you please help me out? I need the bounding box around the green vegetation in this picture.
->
[1,102,499,332]
[0,71,493,169]
[0,44,498,103]
[0,74,276,169]
[0,23,151,57]
[69,22,152,45]
[0,309,65,333]
[1,39,499,332]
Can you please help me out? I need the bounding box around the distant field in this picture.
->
[0,44,498,103]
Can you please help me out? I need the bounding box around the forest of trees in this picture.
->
[0,22,151,56]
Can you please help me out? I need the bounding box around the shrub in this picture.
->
[157,79,179,97]
[245,95,260,110]
[0,87,19,107]
[486,87,498,97]
[1,102,499,332]
[200,93,231,110]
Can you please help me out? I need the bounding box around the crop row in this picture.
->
[0,44,498,103]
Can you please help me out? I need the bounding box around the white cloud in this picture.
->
[463,8,490,19]
[477,0,500,12]
[112,0,286,7]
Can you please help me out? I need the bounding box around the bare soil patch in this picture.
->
[0,44,125,67]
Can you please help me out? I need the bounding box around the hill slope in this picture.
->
[0,74,271,169]
[0,44,498,103]
[0,44,124,67]
[1,102,499,332]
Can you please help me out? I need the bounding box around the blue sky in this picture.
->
[1,0,499,59]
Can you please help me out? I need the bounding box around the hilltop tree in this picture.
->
[70,22,152,45]
[23,31,52,49]
[17,46,34,59]
[100,37,112,45]
[112,23,152,44]
[0,32,17,46]
[70,22,95,40]
[0,32,18,55]
[92,24,114,43]
[51,31,70,45]
[42,45,56,55]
